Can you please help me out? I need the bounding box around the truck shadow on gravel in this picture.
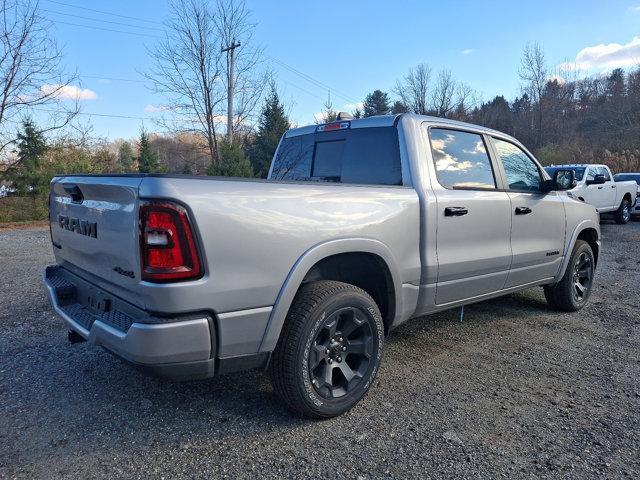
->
[30,289,556,440]
[3,275,604,476]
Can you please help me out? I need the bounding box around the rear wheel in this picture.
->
[614,198,631,224]
[268,281,384,418]
[544,240,595,312]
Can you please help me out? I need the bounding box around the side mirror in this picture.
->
[542,169,576,192]
[586,174,606,185]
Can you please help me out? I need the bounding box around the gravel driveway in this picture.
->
[1,221,638,479]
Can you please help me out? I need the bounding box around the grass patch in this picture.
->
[0,195,48,223]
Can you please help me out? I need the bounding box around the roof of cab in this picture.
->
[284,113,506,138]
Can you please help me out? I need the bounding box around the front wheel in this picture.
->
[544,240,595,312]
[268,281,384,418]
[614,198,631,224]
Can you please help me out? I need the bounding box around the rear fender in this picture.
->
[258,238,402,353]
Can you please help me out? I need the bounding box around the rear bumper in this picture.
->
[44,265,218,380]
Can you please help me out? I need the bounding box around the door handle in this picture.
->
[611,185,616,188]
[515,206,532,215]
[597,186,603,189]
[444,206,468,216]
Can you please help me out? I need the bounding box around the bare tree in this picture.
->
[519,42,547,146]
[0,0,78,160]
[395,63,431,115]
[144,0,263,164]
[452,82,478,120]
[431,69,456,117]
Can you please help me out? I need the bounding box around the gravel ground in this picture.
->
[0,220,638,479]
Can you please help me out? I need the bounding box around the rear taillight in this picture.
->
[139,201,202,282]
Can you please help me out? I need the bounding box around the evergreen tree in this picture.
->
[207,139,253,177]
[391,100,409,114]
[318,92,337,123]
[137,130,161,173]
[117,141,135,172]
[363,90,391,117]
[4,119,49,196]
[250,84,290,178]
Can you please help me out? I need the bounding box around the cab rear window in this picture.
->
[270,127,402,185]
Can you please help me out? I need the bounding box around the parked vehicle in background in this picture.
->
[44,114,601,418]
[613,172,640,218]
[544,164,637,224]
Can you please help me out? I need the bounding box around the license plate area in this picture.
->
[84,288,111,314]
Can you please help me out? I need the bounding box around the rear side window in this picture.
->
[270,126,402,185]
[428,128,496,189]
[493,138,542,192]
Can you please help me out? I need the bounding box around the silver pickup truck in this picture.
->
[44,114,601,418]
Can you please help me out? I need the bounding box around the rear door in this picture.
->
[489,138,565,287]
[50,176,143,289]
[425,126,512,305]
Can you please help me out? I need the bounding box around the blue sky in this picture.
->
[43,0,640,140]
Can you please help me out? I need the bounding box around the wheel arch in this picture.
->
[258,238,403,353]
[554,220,600,282]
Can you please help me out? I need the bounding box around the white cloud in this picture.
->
[40,84,97,100]
[629,5,640,11]
[344,102,364,111]
[144,104,171,113]
[558,36,640,71]
[461,48,474,55]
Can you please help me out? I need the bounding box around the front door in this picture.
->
[426,127,512,305]
[583,166,610,210]
[490,137,566,287]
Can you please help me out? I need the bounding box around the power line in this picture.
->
[266,55,358,104]
[34,108,153,121]
[42,0,163,25]
[42,8,165,32]
[79,74,147,84]
[51,20,160,38]
[279,78,325,101]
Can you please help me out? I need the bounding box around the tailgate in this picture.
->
[50,176,143,290]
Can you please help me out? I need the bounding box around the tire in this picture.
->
[268,280,384,418]
[614,198,632,224]
[544,240,595,312]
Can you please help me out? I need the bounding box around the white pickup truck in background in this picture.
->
[545,164,637,224]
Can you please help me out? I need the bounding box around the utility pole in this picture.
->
[221,40,241,143]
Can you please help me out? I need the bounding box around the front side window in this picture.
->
[428,128,496,189]
[586,168,597,182]
[598,166,611,181]
[493,138,541,192]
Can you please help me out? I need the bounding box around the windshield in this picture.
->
[269,126,402,185]
[614,173,640,185]
[544,166,586,181]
